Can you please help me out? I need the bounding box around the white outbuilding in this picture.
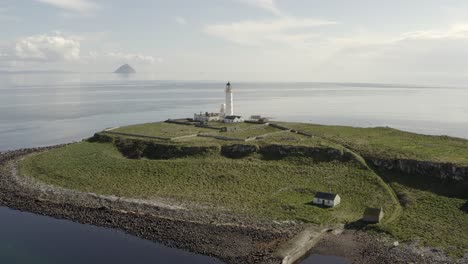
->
[312,192,341,207]
[223,115,244,123]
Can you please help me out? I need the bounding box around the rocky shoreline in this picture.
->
[1,146,466,264]
[0,146,297,264]
[308,229,468,264]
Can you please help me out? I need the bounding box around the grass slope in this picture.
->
[280,122,468,165]
[17,120,468,257]
[383,182,468,257]
[19,142,397,224]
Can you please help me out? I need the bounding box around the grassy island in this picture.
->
[18,120,468,257]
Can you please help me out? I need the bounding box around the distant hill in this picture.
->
[114,64,136,74]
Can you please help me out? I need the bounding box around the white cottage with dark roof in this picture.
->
[223,115,244,123]
[312,192,341,207]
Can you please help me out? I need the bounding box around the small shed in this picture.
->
[312,192,341,207]
[363,207,384,223]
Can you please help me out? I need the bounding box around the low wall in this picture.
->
[198,134,246,142]
[269,123,291,131]
[165,119,195,126]
[268,123,313,137]
[99,131,171,141]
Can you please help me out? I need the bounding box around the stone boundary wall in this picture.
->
[165,119,195,126]
[198,134,245,142]
[171,134,199,140]
[268,123,313,137]
[195,124,222,130]
[99,122,312,145]
[101,131,171,141]
[199,129,291,143]
[244,130,291,142]
[268,123,291,131]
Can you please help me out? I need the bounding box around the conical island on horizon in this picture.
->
[114,64,136,74]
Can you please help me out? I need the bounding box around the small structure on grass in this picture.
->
[312,192,341,207]
[363,207,384,223]
[223,115,244,123]
[249,115,270,123]
[194,112,221,122]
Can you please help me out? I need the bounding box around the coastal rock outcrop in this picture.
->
[221,144,259,158]
[115,138,219,159]
[259,144,355,163]
[368,158,468,182]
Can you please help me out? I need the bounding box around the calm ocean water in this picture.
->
[0,207,221,264]
[1,73,468,151]
[1,73,466,263]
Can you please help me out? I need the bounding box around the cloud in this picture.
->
[175,16,187,25]
[83,51,163,66]
[0,32,163,71]
[104,52,162,64]
[314,23,468,84]
[14,33,80,61]
[398,23,468,41]
[204,17,337,46]
[238,0,281,15]
[34,0,97,13]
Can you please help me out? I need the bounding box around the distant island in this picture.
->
[114,64,136,74]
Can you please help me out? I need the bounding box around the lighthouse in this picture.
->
[225,82,234,116]
[193,81,243,123]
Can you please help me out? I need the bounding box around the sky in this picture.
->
[2,0,468,84]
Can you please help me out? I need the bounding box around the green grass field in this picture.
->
[220,125,281,139]
[383,182,468,257]
[16,121,468,257]
[280,122,468,165]
[19,142,398,224]
[111,122,215,138]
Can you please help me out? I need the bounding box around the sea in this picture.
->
[1,72,467,263]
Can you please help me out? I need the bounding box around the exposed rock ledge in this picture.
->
[368,157,468,184]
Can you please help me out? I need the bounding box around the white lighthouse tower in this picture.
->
[225,82,234,116]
